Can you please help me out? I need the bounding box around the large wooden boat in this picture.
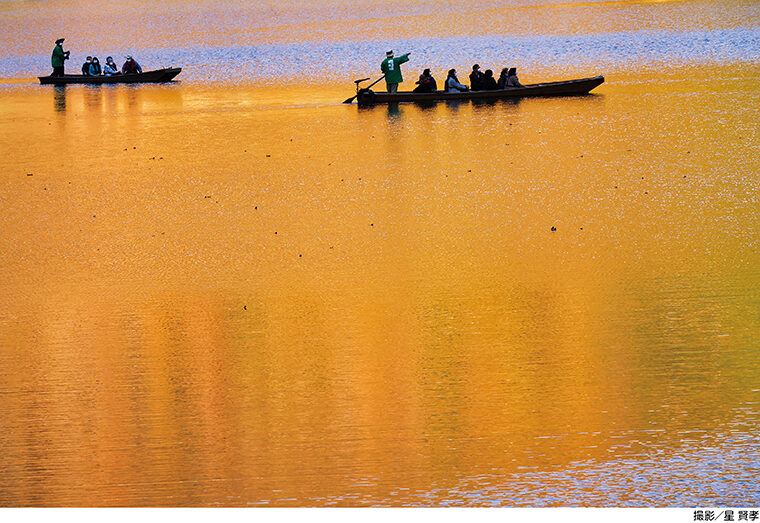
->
[38,67,182,85]
[354,75,604,106]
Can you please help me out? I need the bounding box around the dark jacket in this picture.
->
[469,70,484,90]
[82,61,92,75]
[483,76,498,90]
[413,74,437,93]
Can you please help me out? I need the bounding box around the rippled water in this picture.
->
[1,0,760,508]
[1,0,759,83]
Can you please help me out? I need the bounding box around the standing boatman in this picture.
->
[380,50,410,93]
[51,38,70,77]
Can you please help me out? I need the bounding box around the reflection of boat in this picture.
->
[354,75,604,106]
[38,67,182,85]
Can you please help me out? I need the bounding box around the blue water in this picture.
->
[3,27,759,83]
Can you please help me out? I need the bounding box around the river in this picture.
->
[0,0,759,507]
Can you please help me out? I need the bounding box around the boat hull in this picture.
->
[39,67,182,85]
[357,75,604,105]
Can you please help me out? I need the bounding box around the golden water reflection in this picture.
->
[0,65,759,506]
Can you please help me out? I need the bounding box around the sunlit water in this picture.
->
[1,0,760,508]
[1,0,759,83]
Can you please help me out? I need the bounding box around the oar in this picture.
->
[343,75,386,104]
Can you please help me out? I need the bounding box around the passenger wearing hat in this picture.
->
[380,50,410,93]
[51,38,70,77]
[122,56,143,74]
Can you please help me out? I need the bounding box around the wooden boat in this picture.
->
[354,75,604,106]
[38,67,182,85]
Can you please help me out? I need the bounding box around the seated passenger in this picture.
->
[88,57,102,76]
[413,69,438,93]
[506,67,524,87]
[103,57,120,76]
[469,64,484,91]
[81,56,93,75]
[122,56,143,74]
[497,68,510,89]
[482,69,498,90]
[445,69,468,92]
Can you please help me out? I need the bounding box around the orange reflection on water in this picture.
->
[0,64,759,506]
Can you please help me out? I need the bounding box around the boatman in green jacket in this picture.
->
[380,50,410,93]
[51,38,70,77]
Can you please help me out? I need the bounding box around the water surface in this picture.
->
[1,0,759,508]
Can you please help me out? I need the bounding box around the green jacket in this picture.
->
[51,44,67,67]
[380,53,410,84]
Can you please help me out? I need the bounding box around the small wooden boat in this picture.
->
[354,75,604,106]
[38,67,182,85]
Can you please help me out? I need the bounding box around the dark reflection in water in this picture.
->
[444,99,465,112]
[53,85,66,112]
[387,102,401,118]
[412,101,438,111]
[470,97,499,108]
[125,85,140,110]
[83,85,103,109]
